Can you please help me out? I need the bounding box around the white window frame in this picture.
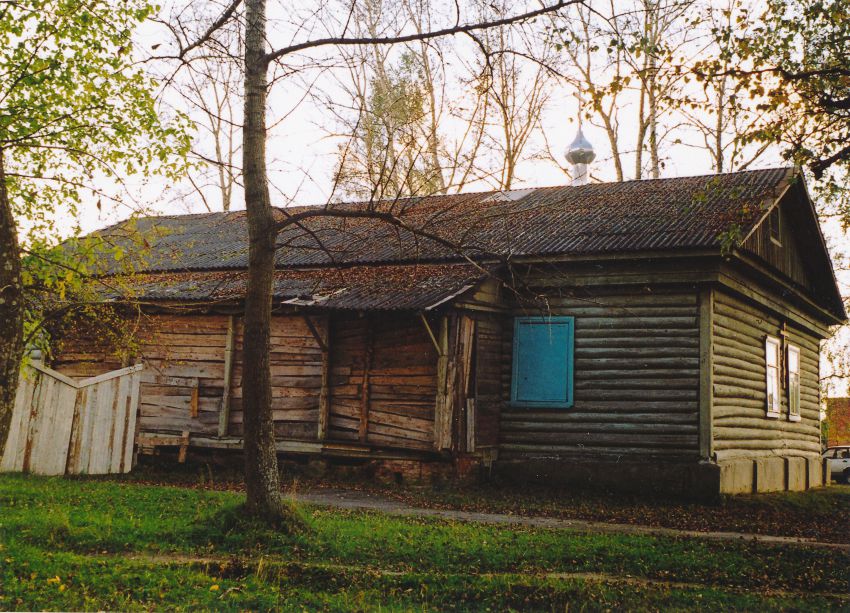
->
[787,344,801,422]
[765,336,781,418]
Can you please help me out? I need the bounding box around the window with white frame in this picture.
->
[765,336,781,417]
[787,344,801,421]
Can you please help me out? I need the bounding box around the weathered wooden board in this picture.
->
[328,312,438,450]
[1,363,142,475]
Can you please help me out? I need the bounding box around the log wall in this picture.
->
[499,288,701,461]
[55,311,440,450]
[56,315,229,437]
[711,289,822,461]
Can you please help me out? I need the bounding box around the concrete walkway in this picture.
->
[292,488,850,551]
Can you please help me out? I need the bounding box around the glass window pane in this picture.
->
[766,340,778,366]
[788,347,799,372]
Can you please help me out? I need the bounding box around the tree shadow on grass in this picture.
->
[184,499,311,555]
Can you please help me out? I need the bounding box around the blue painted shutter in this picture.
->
[511,317,574,408]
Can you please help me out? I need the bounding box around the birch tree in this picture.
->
[0,0,188,457]
[178,44,242,211]
[326,0,497,199]
[166,0,585,523]
[551,0,697,180]
[469,0,558,189]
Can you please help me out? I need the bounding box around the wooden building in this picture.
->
[53,168,845,496]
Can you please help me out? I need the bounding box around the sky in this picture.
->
[16,0,848,393]
[66,0,791,236]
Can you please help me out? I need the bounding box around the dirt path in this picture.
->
[291,488,850,551]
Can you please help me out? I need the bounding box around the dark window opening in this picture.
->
[769,206,782,246]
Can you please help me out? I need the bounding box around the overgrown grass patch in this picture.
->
[1,474,848,611]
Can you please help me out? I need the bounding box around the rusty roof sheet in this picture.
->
[93,168,792,273]
[102,263,487,310]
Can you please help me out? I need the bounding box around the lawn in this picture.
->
[0,474,848,611]
[123,459,850,544]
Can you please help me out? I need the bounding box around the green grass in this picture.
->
[113,459,850,544]
[1,474,848,611]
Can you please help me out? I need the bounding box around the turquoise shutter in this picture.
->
[511,317,574,408]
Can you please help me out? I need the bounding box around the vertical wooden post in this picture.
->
[698,287,714,461]
[316,315,331,441]
[359,317,373,443]
[218,315,236,438]
[466,398,476,453]
[434,315,451,450]
[459,316,476,453]
[178,430,190,463]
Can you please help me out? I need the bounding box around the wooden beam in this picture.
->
[434,315,451,450]
[178,430,190,463]
[420,313,441,354]
[459,316,476,453]
[359,318,374,443]
[698,287,714,461]
[316,315,332,441]
[217,315,236,437]
[304,314,329,352]
[466,398,476,453]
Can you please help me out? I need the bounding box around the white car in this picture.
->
[823,446,850,484]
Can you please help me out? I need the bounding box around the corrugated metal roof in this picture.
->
[103,263,487,310]
[94,168,791,274]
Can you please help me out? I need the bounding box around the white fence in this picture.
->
[1,362,143,475]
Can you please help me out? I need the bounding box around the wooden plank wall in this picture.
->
[229,315,325,440]
[742,198,812,293]
[54,316,226,436]
[472,314,502,449]
[328,312,438,450]
[711,290,821,460]
[55,314,326,442]
[138,316,230,437]
[52,330,124,377]
[56,310,440,452]
[499,289,701,461]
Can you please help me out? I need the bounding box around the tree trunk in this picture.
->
[241,0,292,523]
[0,148,24,458]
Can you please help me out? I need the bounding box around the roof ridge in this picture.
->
[115,166,793,223]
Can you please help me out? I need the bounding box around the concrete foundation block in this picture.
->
[786,457,807,491]
[719,460,755,494]
[755,457,786,492]
[807,457,824,488]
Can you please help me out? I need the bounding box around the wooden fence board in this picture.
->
[1,363,143,476]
